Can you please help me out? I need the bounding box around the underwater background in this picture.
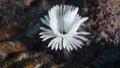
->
[0,0,120,68]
